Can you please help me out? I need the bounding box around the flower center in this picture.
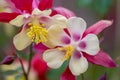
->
[58,46,74,60]
[27,23,48,44]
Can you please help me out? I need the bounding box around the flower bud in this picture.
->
[0,55,15,65]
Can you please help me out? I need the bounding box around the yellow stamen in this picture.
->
[58,46,74,60]
[27,23,48,44]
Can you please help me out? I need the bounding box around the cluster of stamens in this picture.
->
[27,23,48,44]
[58,46,74,60]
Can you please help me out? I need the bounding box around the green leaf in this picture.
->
[93,0,113,17]
[47,61,68,80]
[16,51,29,60]
[77,0,93,7]
[16,67,23,72]
[2,66,22,76]
[2,70,18,76]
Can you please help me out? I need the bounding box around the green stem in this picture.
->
[81,74,84,80]
[15,44,33,80]
[27,44,34,79]
[15,53,27,80]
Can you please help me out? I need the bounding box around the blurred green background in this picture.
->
[0,0,120,80]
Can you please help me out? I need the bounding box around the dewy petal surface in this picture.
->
[13,27,32,50]
[69,54,88,76]
[78,34,100,55]
[43,49,65,69]
[68,17,86,40]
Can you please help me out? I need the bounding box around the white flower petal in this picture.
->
[43,24,70,48]
[32,8,51,16]
[40,14,67,28]
[39,16,53,28]
[68,17,87,40]
[9,15,25,27]
[78,34,100,55]
[69,55,88,76]
[52,14,68,27]
[32,8,42,15]
[42,9,52,16]
[43,49,65,69]
[13,27,32,50]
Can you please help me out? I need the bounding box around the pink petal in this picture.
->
[60,67,76,80]
[32,53,48,76]
[38,0,53,11]
[0,12,20,22]
[32,0,39,9]
[78,34,100,55]
[11,0,33,13]
[68,17,86,41]
[51,7,76,19]
[32,53,48,80]
[99,73,107,80]
[34,43,49,53]
[38,75,47,80]
[83,50,116,68]
[84,20,113,36]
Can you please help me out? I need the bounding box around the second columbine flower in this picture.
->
[43,17,100,75]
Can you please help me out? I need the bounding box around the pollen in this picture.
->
[58,46,74,60]
[27,23,48,44]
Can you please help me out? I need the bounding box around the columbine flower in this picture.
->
[43,17,116,76]
[43,17,100,75]
[11,8,68,51]
[0,0,68,50]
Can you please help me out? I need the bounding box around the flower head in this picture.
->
[0,0,69,50]
[43,17,100,75]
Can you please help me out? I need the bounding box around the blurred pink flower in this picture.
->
[99,73,107,80]
[0,55,15,65]
[60,67,76,80]
[32,53,48,80]
[34,43,49,54]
